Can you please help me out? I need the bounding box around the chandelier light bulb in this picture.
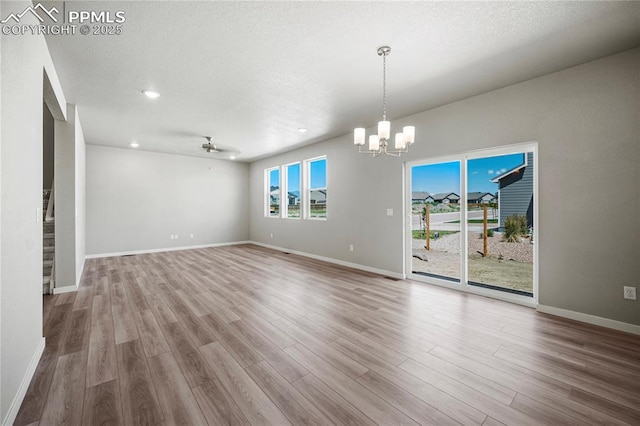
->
[403,126,415,144]
[354,128,366,146]
[369,135,380,151]
[395,133,405,149]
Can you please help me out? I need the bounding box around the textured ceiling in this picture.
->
[45,1,640,161]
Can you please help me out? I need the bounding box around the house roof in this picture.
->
[491,155,528,183]
[432,192,460,201]
[411,191,430,200]
[467,192,494,200]
[310,190,326,202]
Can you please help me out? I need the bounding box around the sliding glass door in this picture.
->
[467,152,534,296]
[407,145,537,303]
[410,161,462,282]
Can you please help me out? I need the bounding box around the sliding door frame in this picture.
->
[405,141,539,307]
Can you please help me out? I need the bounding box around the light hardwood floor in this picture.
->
[15,244,640,425]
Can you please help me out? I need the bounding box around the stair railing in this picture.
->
[45,179,54,222]
[49,254,55,293]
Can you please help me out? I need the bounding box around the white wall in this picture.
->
[86,145,249,255]
[0,1,68,422]
[54,104,87,291]
[249,48,640,327]
[76,111,86,283]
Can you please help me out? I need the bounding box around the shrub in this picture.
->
[478,229,495,239]
[503,214,527,242]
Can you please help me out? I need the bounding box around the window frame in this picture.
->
[264,166,281,218]
[304,156,327,221]
[283,162,301,220]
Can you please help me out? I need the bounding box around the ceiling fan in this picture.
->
[202,136,222,153]
[201,136,238,158]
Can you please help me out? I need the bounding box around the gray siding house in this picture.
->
[492,152,534,227]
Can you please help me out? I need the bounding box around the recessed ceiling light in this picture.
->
[130,142,139,148]
[229,155,236,160]
[298,128,308,133]
[142,90,160,99]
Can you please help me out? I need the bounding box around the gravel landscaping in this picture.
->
[412,231,534,292]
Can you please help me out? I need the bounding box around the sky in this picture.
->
[412,153,524,194]
[310,158,326,189]
[269,159,326,192]
[287,163,300,193]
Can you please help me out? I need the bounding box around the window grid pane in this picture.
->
[308,158,326,219]
[268,168,280,217]
[286,163,301,219]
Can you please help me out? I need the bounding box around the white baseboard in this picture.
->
[85,240,251,259]
[53,283,78,294]
[249,241,405,280]
[537,304,640,336]
[2,337,46,426]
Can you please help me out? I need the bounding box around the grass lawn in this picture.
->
[412,230,459,239]
[446,219,498,224]
[468,256,533,293]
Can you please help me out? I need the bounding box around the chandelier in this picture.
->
[354,46,415,157]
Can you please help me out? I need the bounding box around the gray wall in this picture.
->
[498,152,534,228]
[249,48,640,326]
[86,145,249,255]
[0,0,68,421]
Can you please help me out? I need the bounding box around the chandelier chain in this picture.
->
[382,51,387,121]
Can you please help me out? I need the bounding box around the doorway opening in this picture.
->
[406,144,538,305]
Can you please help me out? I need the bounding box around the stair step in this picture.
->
[43,246,54,253]
[43,260,53,267]
[43,233,55,239]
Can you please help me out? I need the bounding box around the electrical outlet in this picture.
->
[387,208,394,216]
[175,234,179,240]
[270,233,273,238]
[190,233,194,239]
[623,286,636,300]
[349,244,354,252]
[170,234,173,240]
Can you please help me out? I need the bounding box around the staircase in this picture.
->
[43,190,55,294]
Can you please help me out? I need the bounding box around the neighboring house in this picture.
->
[269,187,280,205]
[287,192,299,205]
[432,192,460,204]
[467,192,496,204]
[491,152,534,227]
[310,189,326,204]
[411,191,433,203]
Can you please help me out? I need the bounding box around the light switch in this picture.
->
[387,208,394,216]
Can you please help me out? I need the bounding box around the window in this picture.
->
[306,157,327,219]
[265,156,327,220]
[284,163,301,219]
[266,167,280,217]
